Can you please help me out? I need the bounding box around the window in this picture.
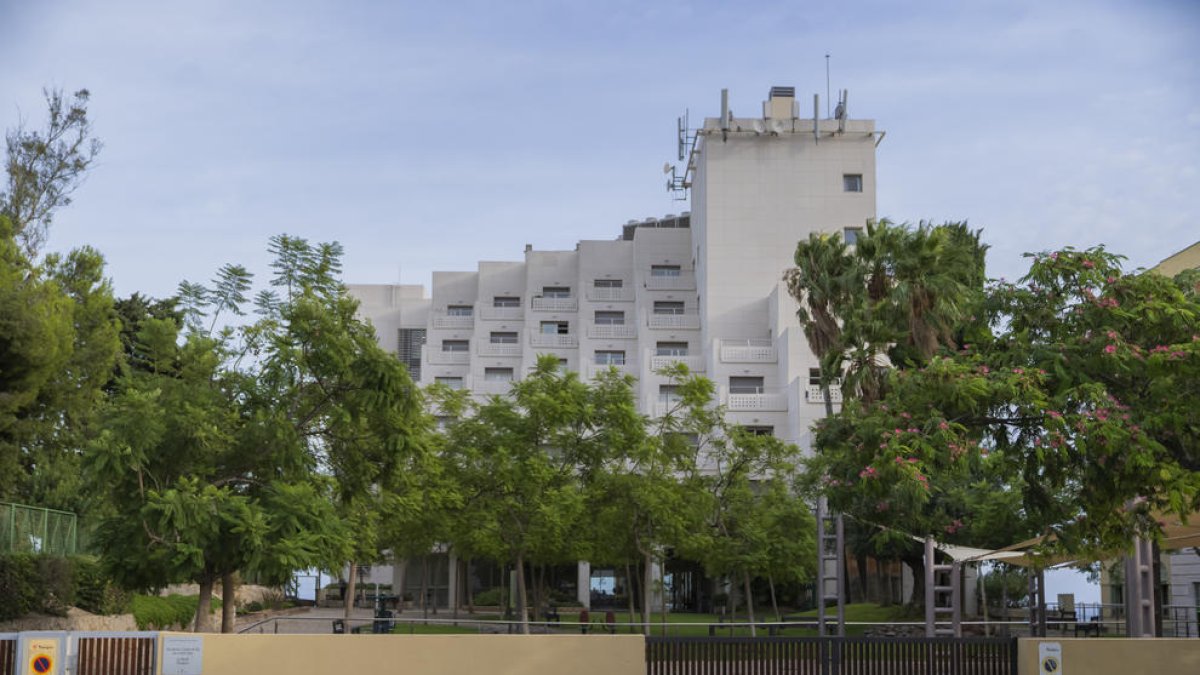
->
[557,358,570,373]
[594,310,625,325]
[594,350,626,365]
[442,339,469,352]
[658,384,681,403]
[434,376,464,390]
[729,376,765,394]
[656,341,688,356]
[594,279,623,288]
[742,426,775,437]
[540,321,569,335]
[542,286,571,298]
[490,331,518,344]
[484,367,514,381]
[493,296,520,308]
[446,304,473,316]
[843,174,863,192]
[397,328,426,381]
[843,227,863,245]
[650,265,682,277]
[653,301,685,315]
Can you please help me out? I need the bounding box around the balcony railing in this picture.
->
[805,384,844,404]
[530,334,579,349]
[719,339,777,363]
[587,324,637,339]
[648,354,705,372]
[432,314,474,329]
[477,343,522,357]
[586,286,634,302]
[531,296,578,312]
[725,389,788,412]
[428,350,470,365]
[647,313,700,330]
[479,306,524,321]
[645,271,695,291]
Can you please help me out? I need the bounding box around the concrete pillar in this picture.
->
[392,559,406,609]
[577,561,591,608]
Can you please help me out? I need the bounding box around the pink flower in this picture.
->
[1104,344,1117,354]
[1047,410,1062,419]
[1012,368,1024,375]
[1082,260,1095,269]
[938,421,949,431]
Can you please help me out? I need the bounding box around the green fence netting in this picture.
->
[0,501,78,555]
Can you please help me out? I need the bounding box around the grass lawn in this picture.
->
[382,604,912,637]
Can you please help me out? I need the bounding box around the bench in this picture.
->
[1074,618,1103,637]
[542,605,561,623]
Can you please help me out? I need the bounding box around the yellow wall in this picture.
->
[1154,241,1200,277]
[1019,639,1200,675]
[157,633,645,675]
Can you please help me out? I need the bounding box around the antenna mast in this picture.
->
[825,54,832,118]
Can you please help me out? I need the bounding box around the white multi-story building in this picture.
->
[348,86,880,610]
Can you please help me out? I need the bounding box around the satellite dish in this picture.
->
[771,119,786,135]
[752,119,765,134]
[663,162,673,175]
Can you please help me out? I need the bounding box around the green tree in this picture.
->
[2,88,102,258]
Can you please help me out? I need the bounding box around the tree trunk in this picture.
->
[420,555,429,622]
[220,572,236,633]
[515,552,530,634]
[660,562,669,637]
[855,552,869,604]
[625,563,637,627]
[194,577,214,633]
[743,571,757,637]
[768,574,781,622]
[642,553,654,637]
[343,562,358,623]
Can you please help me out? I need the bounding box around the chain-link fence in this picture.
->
[0,501,78,555]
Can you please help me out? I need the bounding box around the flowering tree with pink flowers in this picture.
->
[809,245,1200,575]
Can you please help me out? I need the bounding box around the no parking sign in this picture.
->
[16,633,64,675]
[1038,642,1063,674]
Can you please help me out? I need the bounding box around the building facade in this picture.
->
[348,86,881,609]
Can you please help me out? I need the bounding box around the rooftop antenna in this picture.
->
[825,54,832,119]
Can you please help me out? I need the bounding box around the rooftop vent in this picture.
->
[769,86,796,99]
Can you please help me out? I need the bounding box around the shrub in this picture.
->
[131,594,223,630]
[472,587,505,607]
[0,554,41,621]
[71,556,131,615]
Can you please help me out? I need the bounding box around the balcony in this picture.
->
[587,324,637,339]
[530,334,579,349]
[479,306,524,321]
[719,339,777,363]
[647,313,700,330]
[473,379,513,396]
[432,314,474,329]
[477,343,522,357]
[428,350,470,365]
[531,296,578,312]
[805,384,844,404]
[648,354,705,372]
[725,389,788,412]
[586,286,634,302]
[645,271,695,291]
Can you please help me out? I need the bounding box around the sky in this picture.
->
[1,0,1197,301]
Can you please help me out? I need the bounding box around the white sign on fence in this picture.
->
[161,635,204,675]
[1038,641,1063,675]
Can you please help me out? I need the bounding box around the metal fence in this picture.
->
[646,636,1018,675]
[0,502,78,555]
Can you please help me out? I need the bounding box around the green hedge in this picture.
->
[130,594,222,630]
[0,554,131,621]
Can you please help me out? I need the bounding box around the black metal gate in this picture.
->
[646,636,1018,675]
